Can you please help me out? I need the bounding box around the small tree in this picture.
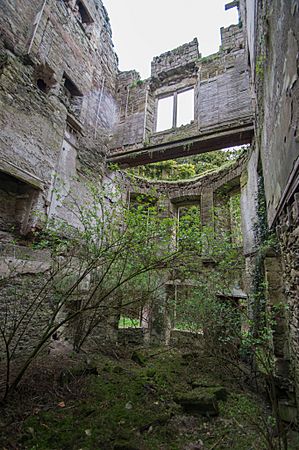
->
[0,179,177,401]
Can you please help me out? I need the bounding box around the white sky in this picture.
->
[102,0,239,79]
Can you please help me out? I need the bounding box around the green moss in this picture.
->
[129,79,145,89]
[18,349,271,450]
[199,52,220,64]
[255,55,266,80]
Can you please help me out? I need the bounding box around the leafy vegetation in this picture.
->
[119,316,140,328]
[0,181,177,401]
[130,146,247,181]
[1,159,294,448]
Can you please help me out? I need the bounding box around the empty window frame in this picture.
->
[76,0,93,24]
[176,204,201,251]
[177,89,194,127]
[156,87,194,132]
[62,73,83,119]
[128,193,157,228]
[34,63,56,94]
[64,0,94,24]
[0,171,39,236]
[156,96,174,132]
[229,191,243,246]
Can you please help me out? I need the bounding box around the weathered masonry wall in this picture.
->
[246,0,299,228]
[0,0,119,235]
[133,157,244,208]
[130,156,245,256]
[1,0,298,428]
[242,0,299,425]
[109,25,253,166]
[0,245,52,358]
[112,70,149,151]
[277,198,299,416]
[126,157,246,343]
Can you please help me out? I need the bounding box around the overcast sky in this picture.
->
[102,0,239,79]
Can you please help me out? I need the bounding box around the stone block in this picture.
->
[175,386,228,416]
[278,400,298,424]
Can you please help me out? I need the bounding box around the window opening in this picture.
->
[0,171,38,236]
[156,88,194,132]
[177,89,194,127]
[172,285,202,332]
[118,316,141,329]
[64,0,93,24]
[229,191,242,246]
[176,204,201,251]
[36,78,48,93]
[128,194,158,240]
[62,73,83,119]
[77,0,93,24]
[125,193,158,330]
[34,63,56,94]
[156,96,174,132]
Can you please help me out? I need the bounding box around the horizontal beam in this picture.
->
[0,157,44,189]
[108,122,254,168]
[225,1,239,10]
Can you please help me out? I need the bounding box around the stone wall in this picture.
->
[131,156,244,208]
[0,0,119,235]
[111,70,148,149]
[241,0,299,424]
[125,157,246,343]
[151,38,200,78]
[276,196,299,418]
[0,0,122,363]
[240,147,259,257]
[110,26,253,157]
[246,0,299,227]
[0,244,52,360]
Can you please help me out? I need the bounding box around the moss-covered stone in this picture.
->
[3,348,272,449]
[191,382,228,401]
[175,387,222,416]
[131,350,146,366]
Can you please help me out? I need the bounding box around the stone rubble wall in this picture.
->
[130,156,245,205]
[249,0,299,227]
[0,0,119,234]
[151,38,200,78]
[241,0,299,424]
[0,244,52,360]
[110,26,252,155]
[277,196,299,415]
[111,70,149,149]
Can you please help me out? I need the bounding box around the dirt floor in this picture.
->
[0,345,298,449]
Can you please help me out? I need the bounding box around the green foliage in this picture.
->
[118,316,140,328]
[0,180,177,400]
[169,214,244,333]
[177,204,201,251]
[130,146,247,181]
[129,79,144,88]
[107,162,120,172]
[230,192,243,246]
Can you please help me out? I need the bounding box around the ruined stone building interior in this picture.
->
[0,0,299,448]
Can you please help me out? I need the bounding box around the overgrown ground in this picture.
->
[0,343,295,450]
